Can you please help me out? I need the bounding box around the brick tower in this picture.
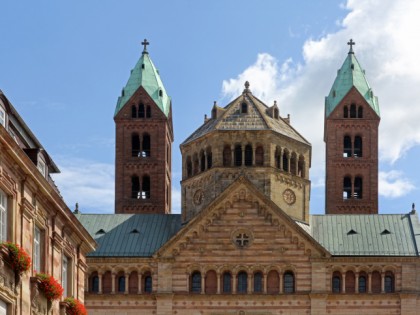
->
[114,40,173,214]
[324,40,380,214]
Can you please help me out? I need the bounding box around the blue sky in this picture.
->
[1,1,419,215]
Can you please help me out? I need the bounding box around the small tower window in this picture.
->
[131,105,137,118]
[131,133,140,157]
[241,102,248,114]
[343,136,352,157]
[144,273,152,293]
[138,103,145,118]
[200,151,205,172]
[131,176,140,199]
[223,272,232,293]
[234,145,242,166]
[206,148,212,169]
[332,272,341,293]
[191,272,201,293]
[146,106,151,118]
[253,272,263,293]
[275,147,281,169]
[91,275,99,293]
[141,63,145,69]
[358,106,363,118]
[237,272,248,294]
[283,271,295,293]
[118,275,125,293]
[186,157,192,178]
[290,153,297,175]
[142,134,151,157]
[384,272,394,293]
[343,106,349,118]
[159,89,163,97]
[350,104,356,118]
[223,146,231,166]
[282,150,289,172]
[298,155,305,178]
[141,175,150,199]
[354,177,362,199]
[244,145,253,166]
[359,275,367,293]
[343,176,352,199]
[354,136,362,157]
[255,146,264,166]
[193,154,199,175]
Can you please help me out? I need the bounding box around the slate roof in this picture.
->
[297,213,420,256]
[75,214,182,257]
[182,92,310,146]
[114,49,171,117]
[325,50,380,118]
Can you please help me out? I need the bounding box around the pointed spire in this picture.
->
[347,38,355,54]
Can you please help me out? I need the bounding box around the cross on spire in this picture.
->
[142,39,150,54]
[347,39,355,54]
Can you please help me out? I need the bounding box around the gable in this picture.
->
[156,177,329,261]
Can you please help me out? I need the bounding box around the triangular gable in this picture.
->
[155,176,330,259]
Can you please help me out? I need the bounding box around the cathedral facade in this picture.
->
[75,41,420,315]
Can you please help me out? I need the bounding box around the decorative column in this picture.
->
[201,274,205,294]
[232,273,237,294]
[231,145,234,167]
[368,273,372,293]
[247,274,252,293]
[98,272,103,294]
[241,146,245,166]
[342,274,346,293]
[252,146,256,166]
[355,272,359,293]
[381,272,385,293]
[125,272,129,294]
[263,273,267,294]
[279,272,283,294]
[138,273,142,294]
[216,273,221,294]
[111,273,116,294]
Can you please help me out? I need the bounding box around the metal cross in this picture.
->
[142,39,150,53]
[235,233,249,247]
[347,39,355,54]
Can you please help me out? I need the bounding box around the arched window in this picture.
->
[350,104,356,118]
[282,151,289,172]
[141,176,150,199]
[275,147,281,169]
[358,106,363,118]
[290,153,297,175]
[131,105,137,118]
[131,133,140,157]
[267,270,279,294]
[118,275,125,293]
[91,274,99,293]
[200,151,205,172]
[234,145,242,166]
[193,154,199,175]
[144,272,152,293]
[131,175,140,199]
[237,271,247,293]
[354,136,362,157]
[223,272,232,293]
[146,106,151,118]
[384,272,394,293]
[138,103,145,118]
[371,271,381,293]
[298,156,305,178]
[283,272,295,293]
[253,272,263,293]
[223,146,231,166]
[102,271,112,294]
[344,105,349,118]
[142,134,151,157]
[241,102,247,114]
[244,145,253,166]
[191,271,201,293]
[255,146,264,166]
[332,271,341,293]
[186,157,192,178]
[343,177,352,200]
[205,270,217,294]
[129,271,138,294]
[343,136,352,157]
[159,89,163,97]
[345,271,355,293]
[354,177,362,199]
[358,273,367,293]
[206,148,212,169]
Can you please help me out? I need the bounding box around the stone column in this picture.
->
[368,273,372,293]
[231,145,234,166]
[125,272,129,294]
[201,274,205,294]
[241,146,245,166]
[232,273,237,294]
[98,272,103,294]
[247,274,252,293]
[216,273,221,294]
[111,273,116,294]
[263,273,267,294]
[138,273,142,294]
[381,272,385,293]
[355,272,359,293]
[342,274,346,293]
[252,146,256,166]
[279,272,283,294]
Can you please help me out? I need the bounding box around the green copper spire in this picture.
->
[114,39,171,117]
[325,39,379,117]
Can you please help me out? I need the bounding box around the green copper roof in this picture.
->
[114,48,171,117]
[325,51,380,117]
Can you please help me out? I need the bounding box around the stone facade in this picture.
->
[0,92,95,315]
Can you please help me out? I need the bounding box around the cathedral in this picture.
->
[2,39,420,315]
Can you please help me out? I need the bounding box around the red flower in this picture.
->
[64,297,88,315]
[2,242,31,274]
[36,273,64,301]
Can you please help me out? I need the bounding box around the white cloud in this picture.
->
[51,157,115,213]
[221,0,420,187]
[379,171,415,198]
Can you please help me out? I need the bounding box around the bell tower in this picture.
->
[324,40,380,214]
[114,40,173,214]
